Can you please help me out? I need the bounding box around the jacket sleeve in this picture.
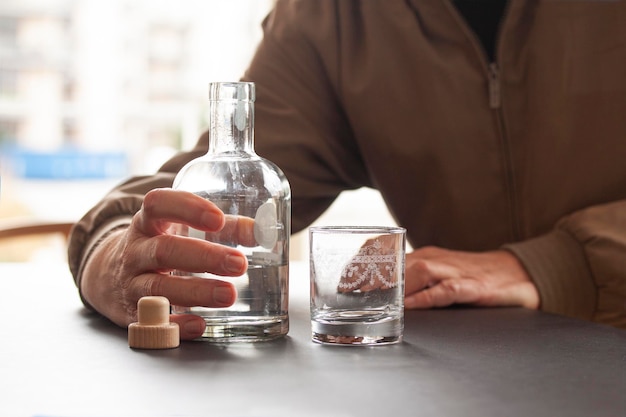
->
[243,0,371,232]
[68,1,370,290]
[504,199,626,328]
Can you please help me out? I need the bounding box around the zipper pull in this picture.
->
[488,63,501,109]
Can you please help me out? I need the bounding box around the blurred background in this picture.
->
[0,0,397,262]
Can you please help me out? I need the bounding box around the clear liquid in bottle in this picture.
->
[171,82,290,342]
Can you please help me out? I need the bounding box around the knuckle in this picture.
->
[199,245,222,273]
[147,274,163,296]
[151,235,176,268]
[141,197,158,218]
[441,279,462,295]
[143,188,162,207]
[412,259,432,276]
[142,189,168,218]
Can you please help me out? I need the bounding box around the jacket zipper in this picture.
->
[443,0,522,241]
[488,62,501,109]
[491,1,522,241]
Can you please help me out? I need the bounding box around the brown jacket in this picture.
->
[69,0,626,328]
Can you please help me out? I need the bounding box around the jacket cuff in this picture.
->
[503,229,596,321]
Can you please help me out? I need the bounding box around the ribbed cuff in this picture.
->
[503,229,597,321]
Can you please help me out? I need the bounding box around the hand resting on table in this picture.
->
[337,236,540,311]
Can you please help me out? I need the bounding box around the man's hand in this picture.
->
[404,246,540,310]
[337,233,400,293]
[80,188,253,340]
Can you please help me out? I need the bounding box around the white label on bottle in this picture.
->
[254,202,278,249]
[187,227,205,240]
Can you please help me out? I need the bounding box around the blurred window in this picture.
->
[0,68,17,97]
[0,16,17,48]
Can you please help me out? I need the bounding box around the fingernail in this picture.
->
[214,286,236,306]
[202,210,223,229]
[225,254,246,274]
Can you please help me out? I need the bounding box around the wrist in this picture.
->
[491,250,540,310]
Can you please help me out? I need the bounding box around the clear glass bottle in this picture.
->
[171,82,291,342]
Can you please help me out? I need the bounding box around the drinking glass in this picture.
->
[309,226,406,345]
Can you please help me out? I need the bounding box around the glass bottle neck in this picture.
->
[207,82,255,157]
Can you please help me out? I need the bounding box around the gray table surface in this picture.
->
[1,261,624,417]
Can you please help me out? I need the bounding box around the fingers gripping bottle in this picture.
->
[171,82,291,342]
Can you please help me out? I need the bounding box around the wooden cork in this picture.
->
[128,296,180,349]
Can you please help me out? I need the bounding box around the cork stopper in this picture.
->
[128,296,180,349]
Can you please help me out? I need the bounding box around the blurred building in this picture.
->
[0,0,273,178]
[0,0,399,262]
